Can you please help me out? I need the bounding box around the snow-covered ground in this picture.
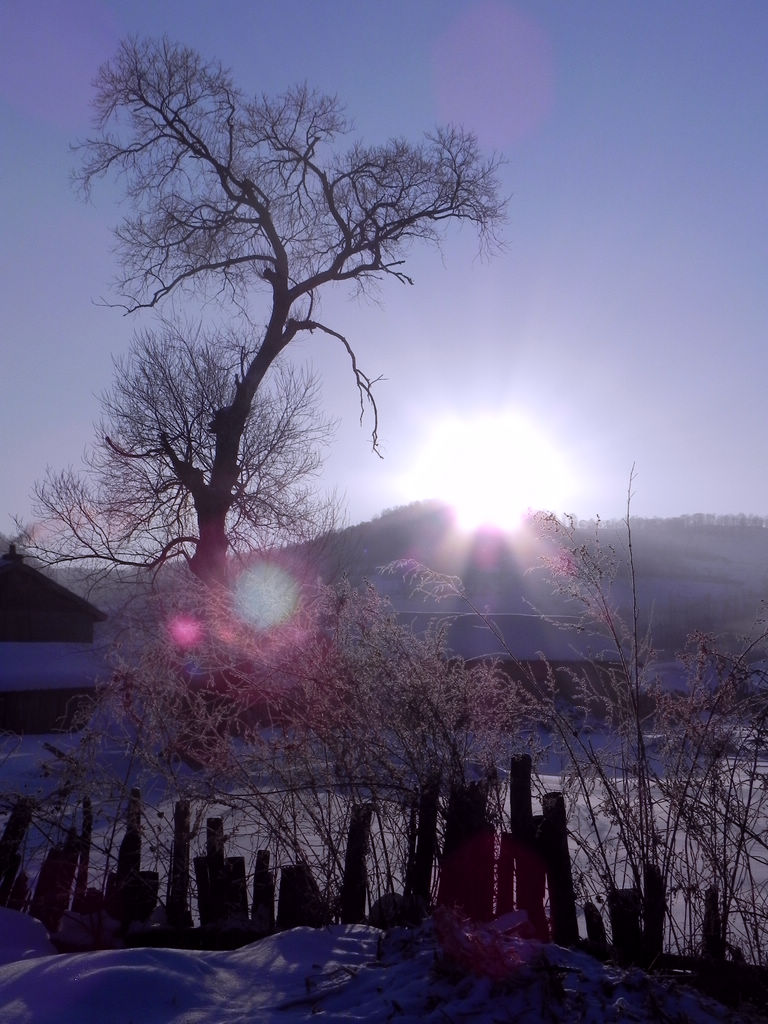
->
[1,905,766,1024]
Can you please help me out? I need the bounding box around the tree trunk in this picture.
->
[187,325,291,590]
[190,511,230,587]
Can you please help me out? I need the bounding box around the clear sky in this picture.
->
[1,0,767,537]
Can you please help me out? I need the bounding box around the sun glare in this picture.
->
[399,411,573,533]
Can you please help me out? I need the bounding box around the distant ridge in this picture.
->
[297,501,768,657]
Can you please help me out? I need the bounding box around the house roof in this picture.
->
[0,545,106,622]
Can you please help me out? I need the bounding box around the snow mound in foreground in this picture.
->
[0,908,764,1024]
[0,908,57,965]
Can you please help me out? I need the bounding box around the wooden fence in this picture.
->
[0,754,739,971]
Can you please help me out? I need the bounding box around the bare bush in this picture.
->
[52,576,531,921]
[395,496,768,965]
[528,508,768,964]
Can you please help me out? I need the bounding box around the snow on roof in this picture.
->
[0,643,110,692]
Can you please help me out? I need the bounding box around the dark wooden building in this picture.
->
[0,544,105,642]
[0,546,107,732]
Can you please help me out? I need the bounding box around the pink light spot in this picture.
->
[169,616,203,648]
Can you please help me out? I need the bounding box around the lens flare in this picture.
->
[168,615,203,648]
[234,561,300,630]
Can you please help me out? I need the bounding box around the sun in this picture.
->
[399,410,573,533]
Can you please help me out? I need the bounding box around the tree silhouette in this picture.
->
[72,37,506,585]
[33,322,337,583]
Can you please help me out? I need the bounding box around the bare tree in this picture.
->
[71,37,505,585]
[32,322,337,583]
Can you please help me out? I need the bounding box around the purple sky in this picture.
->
[2,1,767,536]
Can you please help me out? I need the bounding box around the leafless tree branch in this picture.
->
[67,37,506,584]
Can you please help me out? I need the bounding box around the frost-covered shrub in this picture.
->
[67,576,532,917]
[528,510,768,964]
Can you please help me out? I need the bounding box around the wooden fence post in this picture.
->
[6,871,29,912]
[118,788,142,879]
[104,788,158,927]
[404,775,440,916]
[437,777,494,921]
[30,827,79,932]
[497,832,516,917]
[0,799,32,906]
[194,855,212,926]
[194,818,250,927]
[195,817,226,926]
[703,885,725,960]
[0,854,22,909]
[503,755,548,939]
[642,862,666,966]
[276,863,328,930]
[583,900,608,955]
[251,850,275,934]
[223,857,249,922]
[509,754,533,840]
[340,803,373,924]
[71,796,92,914]
[609,887,642,964]
[539,792,579,946]
[127,871,159,925]
[167,800,192,928]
